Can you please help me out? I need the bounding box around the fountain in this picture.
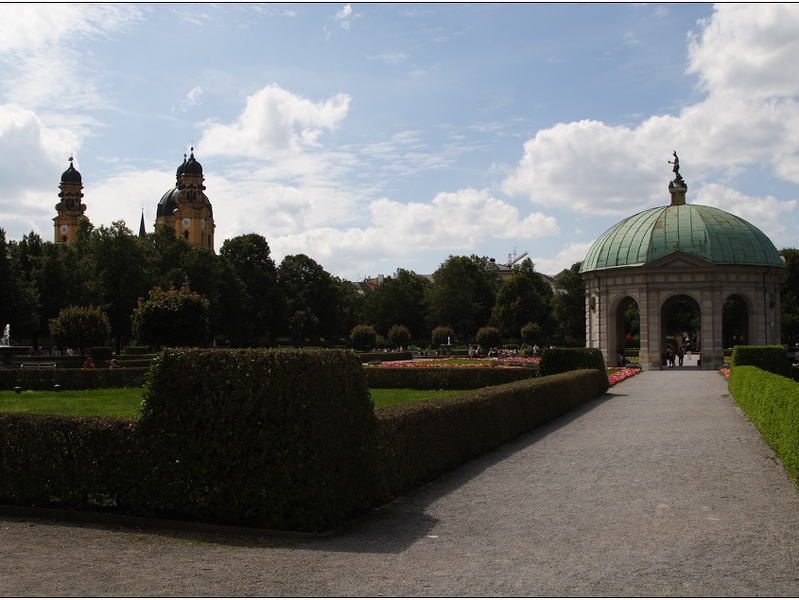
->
[0,325,30,369]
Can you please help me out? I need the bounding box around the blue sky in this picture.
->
[2,3,798,280]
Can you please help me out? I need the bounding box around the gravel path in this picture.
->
[3,366,799,596]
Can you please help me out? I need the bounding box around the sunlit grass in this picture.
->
[0,388,145,418]
[371,388,467,409]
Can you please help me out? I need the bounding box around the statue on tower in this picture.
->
[668,151,683,182]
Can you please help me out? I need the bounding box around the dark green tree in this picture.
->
[277,254,342,342]
[475,325,502,349]
[361,269,430,339]
[0,229,38,341]
[491,259,553,339]
[131,282,210,349]
[84,221,150,353]
[220,233,283,345]
[49,305,111,356]
[552,262,587,346]
[350,324,377,351]
[780,248,799,345]
[426,255,499,338]
[387,323,412,349]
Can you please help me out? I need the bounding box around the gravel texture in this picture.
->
[3,363,799,597]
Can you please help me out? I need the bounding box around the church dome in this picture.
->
[183,150,202,176]
[580,203,783,273]
[61,159,81,184]
[156,187,179,218]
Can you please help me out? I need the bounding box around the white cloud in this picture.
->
[502,3,799,224]
[694,183,798,248]
[180,86,203,111]
[335,4,353,29]
[199,84,351,158]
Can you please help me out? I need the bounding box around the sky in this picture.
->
[2,3,799,281]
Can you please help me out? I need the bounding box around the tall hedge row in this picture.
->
[364,365,537,389]
[0,348,611,533]
[375,369,609,498]
[132,348,379,531]
[730,345,796,379]
[728,365,799,483]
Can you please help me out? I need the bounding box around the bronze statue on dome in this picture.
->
[669,151,683,181]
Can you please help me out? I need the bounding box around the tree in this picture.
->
[431,325,456,347]
[220,233,283,345]
[0,229,38,341]
[491,259,553,339]
[361,269,430,339]
[552,262,586,345]
[780,249,799,345]
[387,324,411,349]
[49,305,111,356]
[131,282,210,349]
[476,325,502,349]
[426,255,499,338]
[350,324,377,351]
[277,254,342,342]
[84,221,150,353]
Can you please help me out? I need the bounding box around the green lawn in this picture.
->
[0,388,145,418]
[370,388,466,409]
[0,387,463,417]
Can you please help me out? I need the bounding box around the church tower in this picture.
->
[155,149,215,250]
[53,157,86,244]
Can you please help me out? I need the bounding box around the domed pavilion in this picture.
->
[579,155,784,370]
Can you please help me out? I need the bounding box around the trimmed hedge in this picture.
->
[538,347,606,377]
[731,345,794,378]
[375,369,610,498]
[728,365,799,484]
[0,348,613,533]
[358,351,414,363]
[131,348,379,532]
[364,366,537,389]
[0,367,149,391]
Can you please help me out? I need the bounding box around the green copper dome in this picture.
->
[580,203,783,273]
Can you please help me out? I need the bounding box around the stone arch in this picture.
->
[723,292,753,348]
[660,293,701,366]
[607,294,639,367]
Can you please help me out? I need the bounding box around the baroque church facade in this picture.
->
[54,150,215,249]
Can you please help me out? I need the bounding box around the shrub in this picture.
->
[132,348,379,532]
[432,325,456,347]
[538,347,607,384]
[476,325,502,349]
[131,282,210,349]
[49,305,111,357]
[730,345,793,378]
[387,324,412,349]
[728,365,799,484]
[87,346,113,361]
[350,324,378,351]
[520,321,542,345]
[364,366,536,389]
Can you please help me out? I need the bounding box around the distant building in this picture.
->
[53,157,86,244]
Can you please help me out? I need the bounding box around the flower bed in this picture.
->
[607,367,640,386]
[720,367,730,379]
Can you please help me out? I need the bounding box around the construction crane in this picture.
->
[504,249,528,268]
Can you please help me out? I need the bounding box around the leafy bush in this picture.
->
[49,305,111,356]
[538,347,607,384]
[387,324,411,349]
[131,282,210,349]
[87,346,113,361]
[520,321,542,345]
[731,345,793,378]
[476,325,502,348]
[132,348,379,532]
[350,324,377,351]
[432,325,456,347]
[728,365,799,483]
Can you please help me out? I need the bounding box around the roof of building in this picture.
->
[579,202,784,273]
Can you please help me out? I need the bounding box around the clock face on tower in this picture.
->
[60,225,69,235]
[181,218,191,229]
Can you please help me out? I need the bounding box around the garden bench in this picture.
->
[20,363,57,370]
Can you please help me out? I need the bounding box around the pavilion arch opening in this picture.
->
[723,294,751,349]
[610,295,639,367]
[660,294,701,368]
